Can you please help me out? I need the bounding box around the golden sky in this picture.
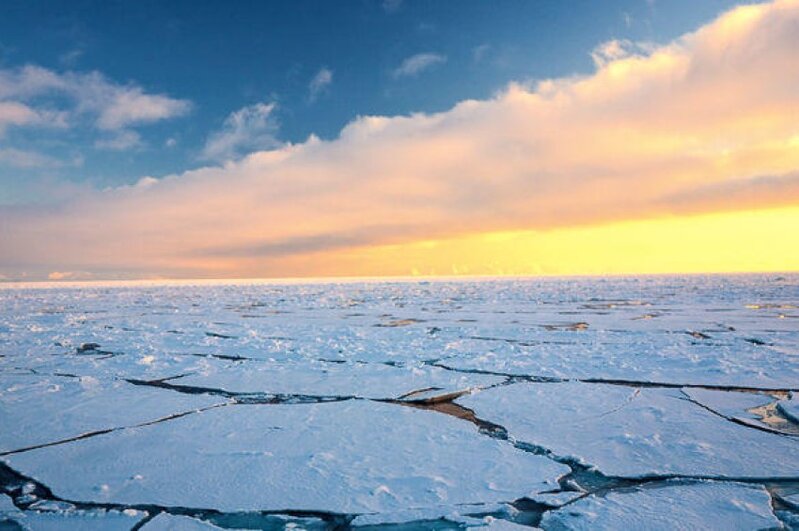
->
[2,0,799,281]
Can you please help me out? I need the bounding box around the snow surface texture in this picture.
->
[1,275,798,529]
[540,481,780,530]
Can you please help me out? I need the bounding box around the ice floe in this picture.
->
[540,481,780,530]
[4,401,568,513]
[458,381,799,478]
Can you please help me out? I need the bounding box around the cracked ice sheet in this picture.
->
[540,481,780,530]
[4,401,569,514]
[440,330,799,388]
[0,374,225,454]
[680,388,785,433]
[458,381,799,478]
[173,358,503,400]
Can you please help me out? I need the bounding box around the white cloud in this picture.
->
[392,52,447,78]
[472,44,491,63]
[590,39,655,67]
[382,0,403,13]
[202,102,280,162]
[94,130,142,151]
[0,101,67,134]
[0,148,65,169]
[2,0,799,278]
[0,65,190,143]
[308,67,333,102]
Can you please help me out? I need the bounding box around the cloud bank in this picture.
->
[2,0,799,278]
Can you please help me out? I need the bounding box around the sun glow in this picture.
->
[292,206,799,278]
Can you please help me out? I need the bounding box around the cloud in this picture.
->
[0,148,66,169]
[472,44,491,63]
[47,270,94,281]
[0,65,190,142]
[590,39,655,67]
[382,0,403,13]
[2,0,799,278]
[94,130,142,151]
[392,52,447,78]
[308,67,333,102]
[0,101,67,134]
[201,102,279,162]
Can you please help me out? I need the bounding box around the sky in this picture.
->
[1,0,798,280]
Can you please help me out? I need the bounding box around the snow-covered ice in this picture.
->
[459,381,799,478]
[141,513,225,530]
[1,275,798,527]
[779,393,799,424]
[5,401,568,513]
[0,374,224,454]
[540,481,780,530]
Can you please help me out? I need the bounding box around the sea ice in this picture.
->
[458,381,799,478]
[778,393,799,424]
[0,507,145,530]
[173,358,503,400]
[540,481,780,530]
[4,401,569,514]
[141,513,224,530]
[0,374,225,454]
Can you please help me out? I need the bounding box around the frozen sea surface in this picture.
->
[1,274,798,529]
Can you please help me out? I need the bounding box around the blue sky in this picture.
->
[0,0,741,203]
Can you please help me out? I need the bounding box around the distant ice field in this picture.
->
[1,275,797,529]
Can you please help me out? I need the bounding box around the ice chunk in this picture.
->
[459,381,799,478]
[141,513,224,530]
[350,503,508,527]
[0,508,144,530]
[5,401,569,514]
[540,481,780,530]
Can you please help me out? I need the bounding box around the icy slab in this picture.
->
[453,516,534,530]
[0,509,145,530]
[458,381,799,478]
[540,481,780,530]
[778,393,799,424]
[350,503,508,527]
[174,358,502,400]
[0,374,225,454]
[5,401,569,514]
[528,491,584,507]
[141,513,223,530]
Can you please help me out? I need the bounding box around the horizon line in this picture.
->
[2,269,796,289]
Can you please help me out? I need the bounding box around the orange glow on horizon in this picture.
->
[270,206,799,279]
